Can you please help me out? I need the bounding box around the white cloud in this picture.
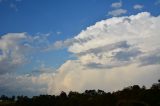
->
[108,9,127,16]
[109,1,126,17]
[0,33,52,74]
[133,4,144,10]
[49,12,160,94]
[0,33,29,74]
[111,1,122,8]
[45,38,75,51]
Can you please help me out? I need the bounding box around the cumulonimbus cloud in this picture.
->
[49,12,160,94]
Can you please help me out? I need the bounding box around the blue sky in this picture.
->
[0,0,159,35]
[0,0,110,36]
[0,0,160,96]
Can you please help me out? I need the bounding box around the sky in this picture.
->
[0,0,160,96]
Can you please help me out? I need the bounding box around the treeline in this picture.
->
[0,80,160,106]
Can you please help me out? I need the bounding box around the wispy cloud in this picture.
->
[155,0,160,5]
[108,8,127,16]
[15,0,22,2]
[10,3,18,11]
[133,4,144,10]
[56,31,62,35]
[111,1,122,8]
[0,0,22,3]
[0,0,22,11]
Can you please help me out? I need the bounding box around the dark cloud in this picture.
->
[77,41,130,56]
[122,18,131,23]
[139,51,160,66]
[113,48,142,61]
[85,48,142,69]
[86,61,130,69]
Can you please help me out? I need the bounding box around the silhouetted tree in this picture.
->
[0,79,160,106]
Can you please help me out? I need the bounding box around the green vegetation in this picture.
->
[0,80,160,106]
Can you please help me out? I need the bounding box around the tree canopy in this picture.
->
[0,80,160,106]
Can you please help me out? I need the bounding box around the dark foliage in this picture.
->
[0,80,160,106]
